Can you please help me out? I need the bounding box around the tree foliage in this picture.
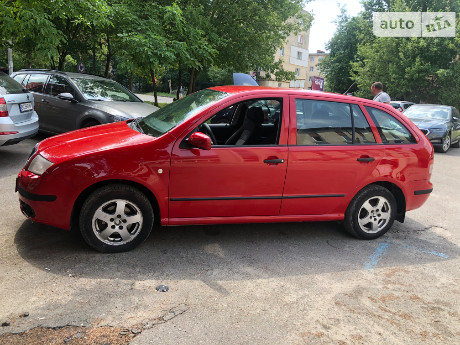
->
[319,0,460,108]
[1,0,308,98]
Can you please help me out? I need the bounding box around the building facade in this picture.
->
[306,50,328,90]
[258,11,311,89]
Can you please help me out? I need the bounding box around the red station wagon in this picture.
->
[16,86,434,252]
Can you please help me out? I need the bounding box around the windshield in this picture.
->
[0,72,25,94]
[139,89,228,137]
[405,105,450,121]
[71,77,140,102]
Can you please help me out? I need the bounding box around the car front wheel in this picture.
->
[79,184,154,253]
[438,133,451,153]
[344,185,396,240]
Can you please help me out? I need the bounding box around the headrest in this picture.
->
[245,107,264,124]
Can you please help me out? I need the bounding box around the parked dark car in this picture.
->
[404,104,460,153]
[0,71,38,146]
[10,69,158,134]
[390,101,414,112]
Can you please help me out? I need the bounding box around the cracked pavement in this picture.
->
[1,137,459,344]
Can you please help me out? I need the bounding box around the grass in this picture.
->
[144,101,169,108]
[145,91,175,98]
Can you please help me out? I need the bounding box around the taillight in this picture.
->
[0,132,18,135]
[0,98,8,117]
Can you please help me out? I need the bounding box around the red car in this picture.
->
[17,86,434,252]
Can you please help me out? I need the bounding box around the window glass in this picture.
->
[25,74,48,93]
[200,98,282,146]
[352,104,376,144]
[0,72,25,94]
[12,74,26,86]
[296,99,353,145]
[365,106,416,144]
[45,75,76,97]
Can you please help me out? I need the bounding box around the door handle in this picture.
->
[357,157,375,162]
[264,158,284,164]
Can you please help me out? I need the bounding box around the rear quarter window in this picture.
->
[365,106,416,144]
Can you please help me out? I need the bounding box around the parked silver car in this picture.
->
[0,72,38,146]
[11,69,158,134]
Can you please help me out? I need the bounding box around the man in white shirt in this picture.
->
[371,82,391,104]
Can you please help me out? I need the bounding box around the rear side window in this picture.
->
[295,99,375,145]
[0,72,24,94]
[365,107,416,144]
[25,74,48,93]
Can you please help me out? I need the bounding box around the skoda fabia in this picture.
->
[17,86,434,252]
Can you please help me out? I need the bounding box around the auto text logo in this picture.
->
[373,12,456,37]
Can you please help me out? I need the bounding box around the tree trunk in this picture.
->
[176,65,182,100]
[129,70,134,91]
[150,68,158,106]
[104,33,111,78]
[58,51,67,71]
[188,68,200,95]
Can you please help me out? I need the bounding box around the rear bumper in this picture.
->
[405,180,433,211]
[0,112,39,146]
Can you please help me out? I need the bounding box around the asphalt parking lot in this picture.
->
[1,136,459,344]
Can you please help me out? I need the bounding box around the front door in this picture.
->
[169,96,289,221]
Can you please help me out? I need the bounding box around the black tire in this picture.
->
[81,120,100,128]
[344,185,397,240]
[437,133,451,153]
[79,184,154,253]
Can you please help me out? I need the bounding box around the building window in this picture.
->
[309,77,313,83]
[280,47,284,56]
[319,56,324,61]
[298,35,303,44]
[295,68,300,77]
[278,82,282,87]
[310,67,314,72]
[310,56,315,62]
[297,51,302,60]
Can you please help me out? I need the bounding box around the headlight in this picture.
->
[110,115,130,122]
[27,154,54,176]
[430,128,445,133]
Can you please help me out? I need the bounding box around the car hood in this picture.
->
[408,118,447,128]
[86,100,159,118]
[36,121,155,164]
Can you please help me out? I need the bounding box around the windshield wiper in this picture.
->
[131,117,144,133]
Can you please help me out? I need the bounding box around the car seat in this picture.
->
[225,106,265,145]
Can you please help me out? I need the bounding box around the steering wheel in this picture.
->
[199,123,217,145]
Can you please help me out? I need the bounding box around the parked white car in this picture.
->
[0,71,38,146]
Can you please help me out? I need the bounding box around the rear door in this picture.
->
[281,96,383,216]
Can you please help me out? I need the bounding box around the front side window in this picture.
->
[139,89,228,137]
[71,77,139,102]
[193,98,282,146]
[25,74,48,93]
[365,107,416,144]
[45,75,76,97]
[295,100,376,145]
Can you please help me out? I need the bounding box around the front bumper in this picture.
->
[17,169,78,230]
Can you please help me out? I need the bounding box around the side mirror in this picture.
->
[57,92,77,102]
[188,132,212,150]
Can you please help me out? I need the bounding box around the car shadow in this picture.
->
[14,218,459,284]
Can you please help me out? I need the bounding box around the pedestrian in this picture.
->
[371,82,390,104]
[179,85,183,99]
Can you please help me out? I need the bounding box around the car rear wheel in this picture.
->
[438,133,451,153]
[344,185,396,240]
[79,184,154,253]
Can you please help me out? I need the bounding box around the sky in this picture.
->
[304,0,364,52]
